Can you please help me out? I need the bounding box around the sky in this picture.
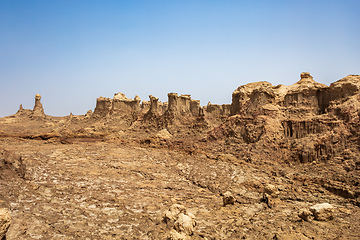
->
[1,0,359,117]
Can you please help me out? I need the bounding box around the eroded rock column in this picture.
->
[32,94,45,117]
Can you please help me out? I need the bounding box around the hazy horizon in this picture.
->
[1,1,359,117]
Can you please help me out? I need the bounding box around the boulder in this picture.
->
[164,204,187,224]
[174,213,196,236]
[298,208,313,221]
[309,203,334,221]
[163,204,196,237]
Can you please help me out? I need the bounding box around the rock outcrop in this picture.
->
[167,93,200,117]
[208,72,360,165]
[112,93,141,115]
[93,93,141,117]
[15,94,46,118]
[0,148,26,179]
[204,102,231,119]
[231,72,329,117]
[32,94,46,117]
[299,203,335,221]
[164,204,196,239]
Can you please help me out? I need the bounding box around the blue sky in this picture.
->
[1,0,359,116]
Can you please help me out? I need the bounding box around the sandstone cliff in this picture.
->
[208,73,360,166]
[93,92,141,117]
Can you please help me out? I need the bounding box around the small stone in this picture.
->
[174,213,196,235]
[223,191,236,206]
[298,208,313,221]
[264,184,279,197]
[163,204,186,224]
[310,203,334,221]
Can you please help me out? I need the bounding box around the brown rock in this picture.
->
[223,191,236,206]
[310,203,334,221]
[298,208,313,221]
[32,94,46,117]
[164,204,196,237]
[0,208,11,240]
[0,148,26,179]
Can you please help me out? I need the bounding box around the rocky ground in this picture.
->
[0,135,359,239]
[1,73,360,239]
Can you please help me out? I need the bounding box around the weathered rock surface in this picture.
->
[0,208,11,240]
[15,94,46,118]
[0,72,359,239]
[298,208,313,221]
[93,92,141,117]
[32,94,45,118]
[310,203,335,221]
[222,191,236,206]
[0,148,26,179]
[164,204,196,238]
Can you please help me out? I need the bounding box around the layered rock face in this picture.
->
[204,102,231,119]
[231,72,329,117]
[167,93,201,117]
[93,93,141,117]
[214,72,360,164]
[94,92,204,120]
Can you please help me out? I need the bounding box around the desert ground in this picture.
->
[1,73,360,239]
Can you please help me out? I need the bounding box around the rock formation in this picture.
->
[167,93,200,117]
[15,104,32,117]
[32,94,46,117]
[163,204,196,239]
[15,94,46,118]
[204,102,231,119]
[112,93,141,115]
[209,72,360,165]
[93,96,112,117]
[230,72,329,117]
[93,92,206,119]
[310,203,335,221]
[93,93,141,117]
[1,72,360,239]
[0,148,26,179]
